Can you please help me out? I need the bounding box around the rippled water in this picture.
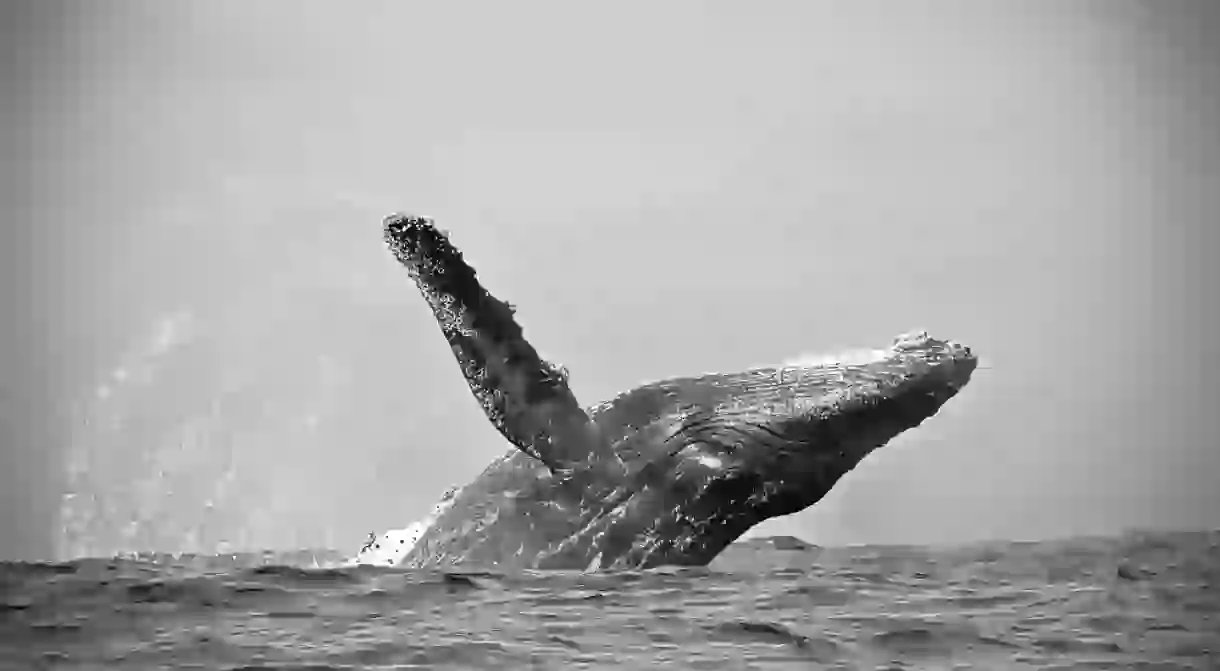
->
[3,531,1217,669]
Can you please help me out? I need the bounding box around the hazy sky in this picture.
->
[2,1,1217,561]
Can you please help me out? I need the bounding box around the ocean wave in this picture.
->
[2,530,1217,669]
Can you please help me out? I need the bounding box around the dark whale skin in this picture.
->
[382,214,977,571]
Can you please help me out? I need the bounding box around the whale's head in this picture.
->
[539,330,978,570]
[692,330,977,521]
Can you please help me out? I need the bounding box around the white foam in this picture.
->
[779,347,890,369]
[348,485,462,567]
[349,522,430,567]
[771,330,932,370]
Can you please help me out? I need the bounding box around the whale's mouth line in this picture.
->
[369,213,980,571]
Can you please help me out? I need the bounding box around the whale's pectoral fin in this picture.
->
[384,214,621,476]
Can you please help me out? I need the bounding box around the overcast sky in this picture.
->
[2,0,1217,561]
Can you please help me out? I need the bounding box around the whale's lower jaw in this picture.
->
[377,214,978,571]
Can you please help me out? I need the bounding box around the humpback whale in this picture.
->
[361,214,978,571]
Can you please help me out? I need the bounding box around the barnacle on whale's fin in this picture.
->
[384,213,623,477]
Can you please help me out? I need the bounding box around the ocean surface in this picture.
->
[2,530,1216,670]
